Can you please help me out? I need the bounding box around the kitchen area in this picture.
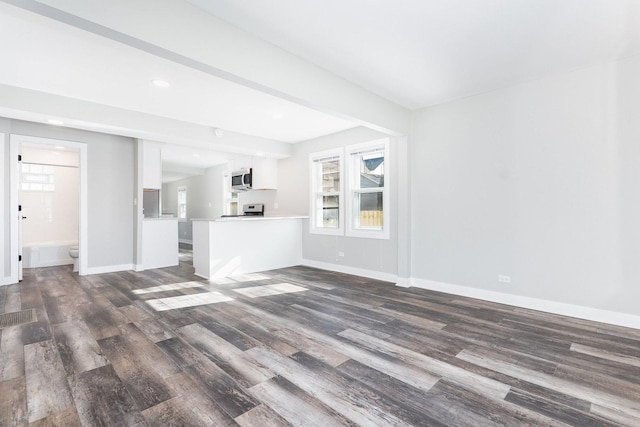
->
[145,140,308,278]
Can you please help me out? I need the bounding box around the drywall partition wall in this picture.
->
[6,119,135,274]
[277,127,400,280]
[0,130,6,283]
[1,120,14,283]
[616,54,640,311]
[410,54,640,320]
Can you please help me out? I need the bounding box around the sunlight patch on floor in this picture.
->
[232,282,307,298]
[208,273,271,285]
[146,291,234,311]
[133,281,205,294]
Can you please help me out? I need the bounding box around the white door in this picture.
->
[18,153,24,281]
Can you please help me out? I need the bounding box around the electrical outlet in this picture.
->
[338,251,345,257]
[498,275,511,284]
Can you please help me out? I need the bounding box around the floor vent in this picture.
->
[0,309,37,329]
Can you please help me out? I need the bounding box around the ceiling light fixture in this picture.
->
[152,79,170,88]
[47,119,64,126]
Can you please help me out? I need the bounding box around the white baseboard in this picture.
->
[134,264,144,272]
[24,260,73,269]
[1,276,17,286]
[395,277,412,288]
[294,262,640,329]
[410,278,640,330]
[85,264,134,275]
[301,259,398,283]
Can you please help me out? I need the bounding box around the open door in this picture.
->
[10,135,88,282]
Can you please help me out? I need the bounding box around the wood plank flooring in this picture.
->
[2,250,640,426]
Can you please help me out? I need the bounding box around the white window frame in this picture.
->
[223,171,239,216]
[309,148,344,236]
[346,138,390,239]
[177,186,187,219]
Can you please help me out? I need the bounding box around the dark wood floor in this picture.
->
[2,251,640,426]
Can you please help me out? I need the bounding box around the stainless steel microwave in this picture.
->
[231,168,252,191]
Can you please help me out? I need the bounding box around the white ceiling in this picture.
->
[0,2,358,143]
[2,0,639,182]
[0,1,358,181]
[189,0,640,109]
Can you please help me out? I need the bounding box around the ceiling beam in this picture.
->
[3,0,410,136]
[0,84,293,158]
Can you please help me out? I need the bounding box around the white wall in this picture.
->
[1,118,135,276]
[1,131,5,279]
[163,163,228,243]
[410,54,640,316]
[276,127,400,278]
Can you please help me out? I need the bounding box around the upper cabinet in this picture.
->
[232,156,278,190]
[143,141,162,189]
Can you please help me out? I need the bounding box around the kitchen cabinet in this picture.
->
[142,218,178,269]
[143,141,162,189]
[231,156,278,190]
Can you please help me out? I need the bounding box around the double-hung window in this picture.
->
[346,139,389,239]
[223,171,239,216]
[177,187,187,219]
[309,149,343,235]
[309,138,390,239]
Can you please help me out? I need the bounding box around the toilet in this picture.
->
[69,246,79,272]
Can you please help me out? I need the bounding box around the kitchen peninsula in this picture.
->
[192,216,307,279]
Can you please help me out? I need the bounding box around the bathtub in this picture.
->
[22,240,78,268]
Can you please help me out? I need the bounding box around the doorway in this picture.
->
[9,135,88,282]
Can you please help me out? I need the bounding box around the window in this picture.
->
[309,139,390,239]
[223,172,239,215]
[177,187,187,219]
[346,139,389,239]
[309,149,343,235]
[21,163,55,192]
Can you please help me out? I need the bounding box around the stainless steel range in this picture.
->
[221,203,264,218]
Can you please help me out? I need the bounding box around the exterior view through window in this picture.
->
[177,187,187,219]
[352,148,384,230]
[310,150,343,235]
[310,138,389,239]
[318,157,340,228]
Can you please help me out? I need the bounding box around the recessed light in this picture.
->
[55,146,65,150]
[192,153,200,157]
[152,79,170,88]
[272,112,284,120]
[47,119,64,126]
[212,128,223,137]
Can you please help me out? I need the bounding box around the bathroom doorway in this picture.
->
[9,135,88,282]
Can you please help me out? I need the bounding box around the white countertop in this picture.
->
[192,215,308,222]
[143,216,178,221]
